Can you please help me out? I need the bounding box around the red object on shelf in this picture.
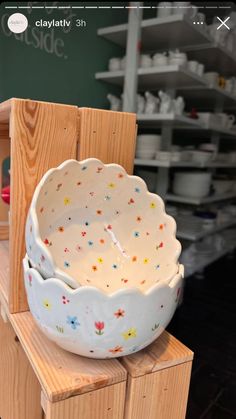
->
[1,185,10,205]
[189,108,199,119]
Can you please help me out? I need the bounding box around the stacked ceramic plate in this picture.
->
[24,159,183,358]
[136,134,161,159]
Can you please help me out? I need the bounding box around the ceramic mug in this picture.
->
[108,58,121,72]
[157,2,172,18]
[188,60,199,73]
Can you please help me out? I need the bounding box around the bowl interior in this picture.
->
[27,159,180,293]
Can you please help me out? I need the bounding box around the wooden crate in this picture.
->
[0,99,136,313]
[0,98,193,418]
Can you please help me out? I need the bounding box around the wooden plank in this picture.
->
[42,382,126,419]
[0,304,42,419]
[120,331,193,377]
[0,240,9,303]
[78,108,136,174]
[0,99,12,123]
[124,361,192,419]
[9,99,78,313]
[0,222,9,240]
[8,310,127,402]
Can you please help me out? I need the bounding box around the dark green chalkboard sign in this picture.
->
[0,2,127,108]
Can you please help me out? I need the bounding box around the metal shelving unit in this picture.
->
[98,13,211,50]
[96,4,236,276]
[134,158,236,168]
[176,215,236,241]
[166,191,236,205]
[95,64,207,89]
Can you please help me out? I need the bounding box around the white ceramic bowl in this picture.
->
[135,150,156,159]
[26,159,181,293]
[173,172,212,199]
[23,255,184,359]
[137,135,161,149]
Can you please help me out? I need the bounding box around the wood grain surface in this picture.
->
[9,99,78,313]
[9,310,127,402]
[0,240,9,303]
[78,108,137,174]
[120,330,193,377]
[42,382,126,419]
[0,222,9,240]
[0,99,11,123]
[0,304,42,419]
[124,361,192,419]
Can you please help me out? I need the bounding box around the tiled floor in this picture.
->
[167,251,236,419]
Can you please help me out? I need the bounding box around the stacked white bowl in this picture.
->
[136,134,161,159]
[24,158,183,359]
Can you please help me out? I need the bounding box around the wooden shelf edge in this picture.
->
[120,331,193,378]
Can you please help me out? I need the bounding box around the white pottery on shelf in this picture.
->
[173,172,212,198]
[157,2,172,18]
[108,57,121,72]
[168,50,187,66]
[158,90,173,114]
[23,255,184,359]
[172,96,185,115]
[139,54,152,68]
[153,52,168,67]
[144,91,160,114]
[191,151,212,164]
[107,94,122,112]
[136,94,146,114]
[26,159,181,293]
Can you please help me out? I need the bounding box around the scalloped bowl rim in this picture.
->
[26,158,182,291]
[23,254,184,298]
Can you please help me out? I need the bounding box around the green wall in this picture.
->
[0,2,127,108]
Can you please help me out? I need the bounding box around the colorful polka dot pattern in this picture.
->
[26,159,180,293]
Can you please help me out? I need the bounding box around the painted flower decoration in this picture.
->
[150,202,156,209]
[95,321,105,335]
[62,295,70,304]
[43,299,52,310]
[122,327,137,340]
[64,261,70,268]
[67,316,80,330]
[109,345,123,354]
[64,197,71,205]
[114,309,125,318]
